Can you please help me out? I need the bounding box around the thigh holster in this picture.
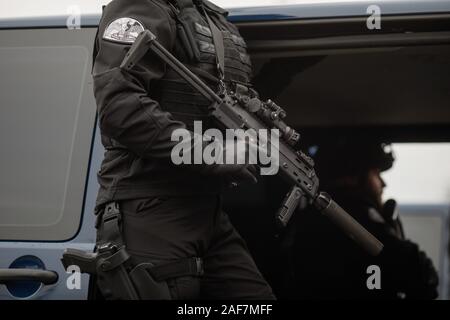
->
[61,202,204,300]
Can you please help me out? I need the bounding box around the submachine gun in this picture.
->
[120,30,383,256]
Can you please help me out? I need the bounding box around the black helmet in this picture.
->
[313,139,395,181]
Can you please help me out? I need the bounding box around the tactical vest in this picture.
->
[156,0,252,131]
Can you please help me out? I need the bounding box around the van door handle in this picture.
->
[0,269,58,285]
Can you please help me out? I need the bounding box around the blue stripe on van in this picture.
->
[228,14,297,23]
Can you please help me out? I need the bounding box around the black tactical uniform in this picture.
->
[92,0,274,299]
[283,142,438,299]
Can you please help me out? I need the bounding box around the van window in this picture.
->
[0,29,96,241]
[382,143,450,298]
[383,143,450,204]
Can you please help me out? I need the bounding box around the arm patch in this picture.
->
[103,17,145,44]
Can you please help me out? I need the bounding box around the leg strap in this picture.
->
[146,257,204,281]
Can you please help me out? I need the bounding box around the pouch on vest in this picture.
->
[173,0,201,62]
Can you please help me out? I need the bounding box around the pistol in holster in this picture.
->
[61,202,203,300]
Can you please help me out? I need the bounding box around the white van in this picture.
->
[0,0,449,299]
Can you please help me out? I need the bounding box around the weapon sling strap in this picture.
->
[204,11,225,83]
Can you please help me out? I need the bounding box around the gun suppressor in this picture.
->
[314,192,384,256]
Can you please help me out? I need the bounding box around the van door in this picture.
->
[0,27,99,299]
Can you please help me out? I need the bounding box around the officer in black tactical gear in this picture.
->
[283,139,439,299]
[91,0,275,299]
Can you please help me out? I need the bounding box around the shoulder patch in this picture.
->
[103,17,144,44]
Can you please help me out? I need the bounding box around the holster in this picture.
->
[61,202,204,300]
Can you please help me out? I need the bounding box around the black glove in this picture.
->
[380,239,439,299]
[201,162,258,185]
[200,137,259,185]
[416,250,439,299]
[174,131,260,185]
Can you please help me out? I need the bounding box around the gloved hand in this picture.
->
[379,239,439,299]
[416,250,439,299]
[173,131,260,185]
[200,137,260,185]
[201,162,259,185]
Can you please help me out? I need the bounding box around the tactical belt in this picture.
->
[62,201,204,299]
